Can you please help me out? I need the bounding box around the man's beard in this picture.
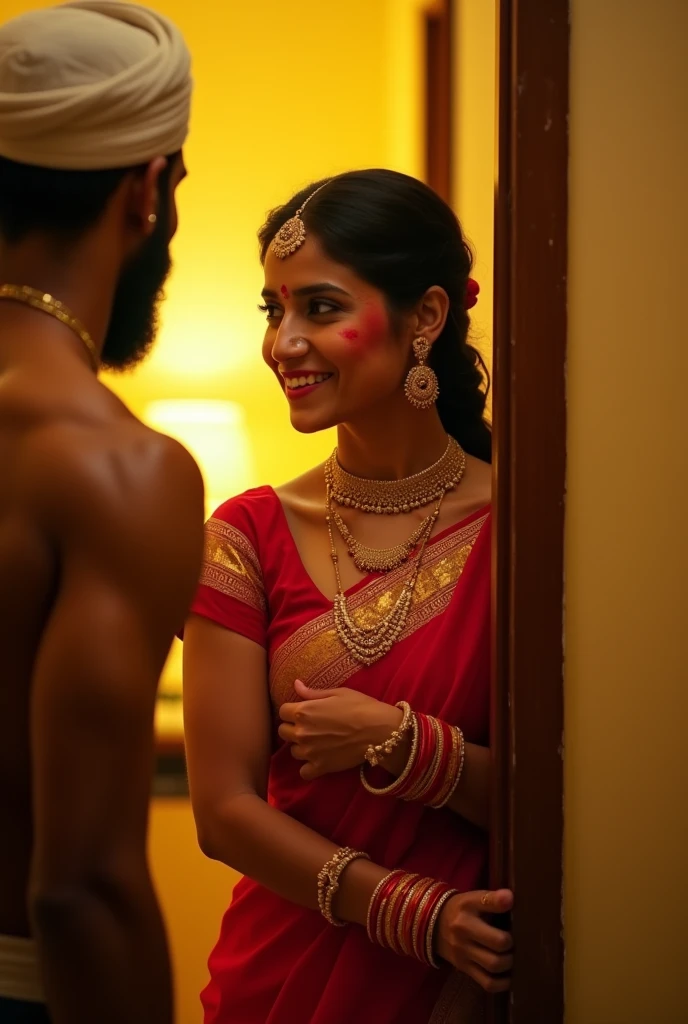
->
[100,215,172,372]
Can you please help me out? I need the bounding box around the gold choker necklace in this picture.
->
[326,437,465,514]
[0,284,99,373]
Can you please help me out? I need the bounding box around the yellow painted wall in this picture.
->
[566,2,688,1021]
[149,800,240,1024]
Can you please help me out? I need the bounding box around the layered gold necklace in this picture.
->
[0,284,100,373]
[325,437,466,665]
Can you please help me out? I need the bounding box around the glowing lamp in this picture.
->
[144,399,256,516]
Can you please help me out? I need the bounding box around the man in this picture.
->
[0,3,203,1021]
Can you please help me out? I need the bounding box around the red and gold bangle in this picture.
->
[429,723,459,807]
[367,871,459,968]
[424,720,453,806]
[410,880,445,961]
[425,719,456,807]
[366,870,404,943]
[398,877,437,957]
[401,712,435,800]
[432,726,466,808]
[384,872,419,953]
[374,871,409,947]
[406,716,445,802]
[368,870,415,949]
[361,710,469,810]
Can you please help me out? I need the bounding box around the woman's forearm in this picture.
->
[380,737,490,830]
[197,791,389,925]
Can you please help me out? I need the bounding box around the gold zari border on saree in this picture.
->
[200,517,266,614]
[269,514,487,708]
[428,970,485,1023]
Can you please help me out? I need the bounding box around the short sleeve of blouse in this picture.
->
[188,493,268,648]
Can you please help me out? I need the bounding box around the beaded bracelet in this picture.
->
[367,869,458,966]
[364,701,413,766]
[317,847,370,926]
[360,712,420,797]
[360,710,467,809]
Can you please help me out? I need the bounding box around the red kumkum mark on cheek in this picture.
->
[359,304,389,344]
[339,328,359,341]
[280,285,289,298]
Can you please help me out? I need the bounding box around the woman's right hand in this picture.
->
[435,889,514,992]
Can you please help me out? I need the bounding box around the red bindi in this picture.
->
[280,284,289,298]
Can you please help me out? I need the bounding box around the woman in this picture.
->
[182,169,514,1024]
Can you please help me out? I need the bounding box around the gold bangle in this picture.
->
[364,701,413,766]
[317,847,369,926]
[360,713,419,796]
[425,888,459,968]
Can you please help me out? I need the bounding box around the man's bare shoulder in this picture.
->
[23,413,204,541]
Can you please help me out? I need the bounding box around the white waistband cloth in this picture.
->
[0,935,43,1003]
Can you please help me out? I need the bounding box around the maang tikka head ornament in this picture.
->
[270,181,332,259]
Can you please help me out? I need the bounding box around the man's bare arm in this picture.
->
[27,424,204,1024]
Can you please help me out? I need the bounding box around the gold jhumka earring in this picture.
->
[270,181,331,259]
[404,336,439,410]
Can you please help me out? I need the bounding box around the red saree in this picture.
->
[190,486,490,1024]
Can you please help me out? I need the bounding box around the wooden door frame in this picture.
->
[424,0,454,203]
[490,1,569,1021]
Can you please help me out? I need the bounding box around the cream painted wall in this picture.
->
[566,2,688,1022]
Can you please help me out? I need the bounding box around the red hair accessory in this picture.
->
[465,278,480,310]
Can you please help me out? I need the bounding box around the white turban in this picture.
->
[0,1,191,170]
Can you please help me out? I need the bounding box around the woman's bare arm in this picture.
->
[182,616,387,926]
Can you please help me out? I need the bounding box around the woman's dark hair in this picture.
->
[0,152,179,245]
[258,169,491,462]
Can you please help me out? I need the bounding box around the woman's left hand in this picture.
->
[278,680,403,781]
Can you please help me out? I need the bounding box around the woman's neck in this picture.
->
[336,402,449,481]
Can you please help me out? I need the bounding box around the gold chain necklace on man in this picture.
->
[0,284,100,373]
[325,437,466,665]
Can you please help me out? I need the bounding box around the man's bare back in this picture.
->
[0,351,201,939]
